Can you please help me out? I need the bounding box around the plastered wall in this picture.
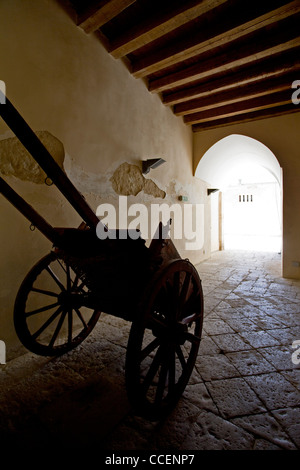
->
[194,111,300,279]
[0,0,210,354]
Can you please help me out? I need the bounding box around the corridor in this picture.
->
[0,250,299,451]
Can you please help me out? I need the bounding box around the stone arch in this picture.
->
[195,133,283,259]
[195,134,281,187]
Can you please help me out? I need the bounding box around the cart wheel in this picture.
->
[126,259,203,419]
[14,252,100,356]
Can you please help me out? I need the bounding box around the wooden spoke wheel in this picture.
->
[14,252,100,356]
[125,259,204,419]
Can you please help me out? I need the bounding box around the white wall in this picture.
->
[223,182,282,252]
[210,191,220,252]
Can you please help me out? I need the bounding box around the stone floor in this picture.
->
[0,250,300,452]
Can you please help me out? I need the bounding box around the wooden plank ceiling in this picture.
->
[63,0,300,132]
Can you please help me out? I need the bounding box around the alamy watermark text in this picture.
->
[291,80,300,105]
[0,80,6,104]
[0,340,6,364]
[95,196,204,250]
[292,340,300,365]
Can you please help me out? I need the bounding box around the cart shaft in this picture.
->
[0,175,61,246]
[0,95,99,228]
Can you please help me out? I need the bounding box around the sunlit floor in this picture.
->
[224,235,282,252]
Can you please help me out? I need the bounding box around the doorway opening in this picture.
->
[195,134,282,254]
[222,163,282,252]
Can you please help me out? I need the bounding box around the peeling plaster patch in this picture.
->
[110,162,144,196]
[167,179,191,202]
[143,178,165,198]
[110,162,165,198]
[0,131,65,183]
[65,156,114,196]
[167,179,182,197]
[167,178,206,204]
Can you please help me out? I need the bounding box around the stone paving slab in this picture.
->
[0,249,299,451]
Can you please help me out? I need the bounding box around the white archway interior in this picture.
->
[195,134,281,187]
[195,134,282,252]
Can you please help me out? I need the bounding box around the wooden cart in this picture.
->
[0,96,204,419]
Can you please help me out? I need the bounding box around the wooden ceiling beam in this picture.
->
[184,89,293,124]
[174,73,297,115]
[149,35,300,93]
[192,103,300,132]
[108,0,228,59]
[77,0,136,34]
[67,0,300,130]
[132,1,300,78]
[163,52,300,105]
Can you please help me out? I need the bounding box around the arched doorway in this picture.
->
[195,134,282,255]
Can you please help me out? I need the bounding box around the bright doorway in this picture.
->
[195,134,283,254]
[222,164,282,252]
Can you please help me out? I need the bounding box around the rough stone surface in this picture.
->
[110,162,166,198]
[0,250,299,452]
[0,131,65,183]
